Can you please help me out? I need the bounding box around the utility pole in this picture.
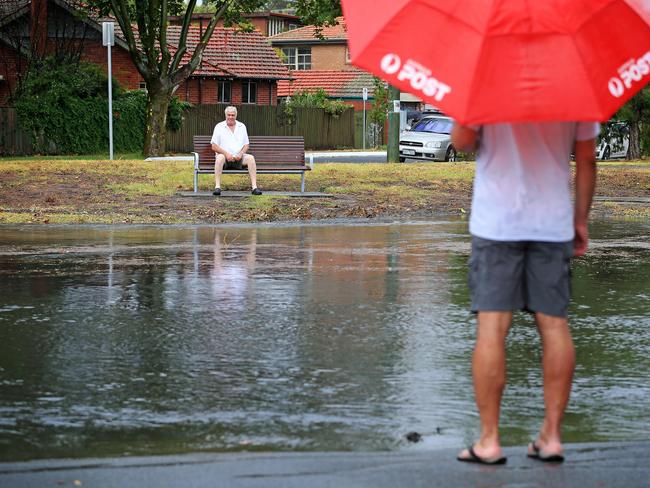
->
[387,85,400,163]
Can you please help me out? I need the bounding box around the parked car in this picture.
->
[399,115,456,162]
[405,109,444,129]
[596,122,629,160]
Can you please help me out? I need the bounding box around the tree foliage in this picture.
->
[368,77,389,127]
[74,0,345,156]
[292,0,341,27]
[264,0,295,10]
[15,57,188,154]
[283,88,350,121]
[82,0,265,156]
[615,88,650,159]
[365,77,389,148]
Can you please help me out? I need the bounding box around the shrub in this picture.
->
[283,88,351,121]
[15,57,189,155]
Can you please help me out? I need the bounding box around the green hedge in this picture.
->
[15,58,187,155]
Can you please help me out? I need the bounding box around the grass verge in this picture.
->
[0,158,648,225]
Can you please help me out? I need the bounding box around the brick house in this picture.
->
[0,0,142,104]
[270,16,353,71]
[166,26,290,106]
[269,15,430,114]
[269,16,377,111]
[0,0,290,106]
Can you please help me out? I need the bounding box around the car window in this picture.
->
[411,118,453,134]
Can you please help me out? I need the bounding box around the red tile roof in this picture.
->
[269,16,347,42]
[111,22,290,80]
[166,26,290,79]
[0,2,290,80]
[278,69,376,99]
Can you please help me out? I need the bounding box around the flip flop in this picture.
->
[457,445,507,465]
[527,442,565,463]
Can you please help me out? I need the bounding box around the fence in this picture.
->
[0,104,356,156]
[166,104,355,152]
[0,107,34,156]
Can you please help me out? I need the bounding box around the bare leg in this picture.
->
[243,154,258,189]
[532,312,575,456]
[459,311,512,461]
[214,154,226,189]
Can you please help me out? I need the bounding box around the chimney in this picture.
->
[30,0,48,57]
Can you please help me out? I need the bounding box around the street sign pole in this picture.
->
[362,87,368,150]
[103,22,115,160]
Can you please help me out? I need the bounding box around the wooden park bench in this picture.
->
[192,135,313,193]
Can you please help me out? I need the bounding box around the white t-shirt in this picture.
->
[210,120,249,155]
[469,121,600,242]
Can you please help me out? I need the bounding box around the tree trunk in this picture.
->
[144,88,172,157]
[628,120,641,160]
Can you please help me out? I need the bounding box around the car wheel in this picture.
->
[399,157,406,162]
[603,146,611,160]
[445,146,457,162]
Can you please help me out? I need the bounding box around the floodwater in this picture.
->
[0,220,649,461]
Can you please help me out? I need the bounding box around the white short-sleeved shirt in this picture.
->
[210,120,249,155]
[469,121,600,242]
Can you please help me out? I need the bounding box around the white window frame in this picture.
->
[242,80,257,104]
[268,18,284,36]
[281,47,311,70]
[217,80,231,103]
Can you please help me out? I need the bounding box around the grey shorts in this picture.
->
[468,236,574,318]
[224,159,243,170]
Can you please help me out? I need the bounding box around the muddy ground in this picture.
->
[0,163,649,224]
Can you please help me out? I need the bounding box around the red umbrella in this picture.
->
[342,0,650,124]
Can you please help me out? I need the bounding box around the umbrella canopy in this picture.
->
[342,0,650,124]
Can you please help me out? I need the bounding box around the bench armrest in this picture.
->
[192,152,200,171]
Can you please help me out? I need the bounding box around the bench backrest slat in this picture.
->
[194,135,305,169]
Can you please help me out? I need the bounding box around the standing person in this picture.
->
[452,121,599,465]
[211,106,262,196]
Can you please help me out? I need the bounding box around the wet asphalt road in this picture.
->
[1,441,649,488]
[307,150,387,163]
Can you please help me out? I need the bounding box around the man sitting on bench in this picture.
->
[210,106,262,196]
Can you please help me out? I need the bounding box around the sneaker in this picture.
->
[212,187,221,196]
[251,188,262,195]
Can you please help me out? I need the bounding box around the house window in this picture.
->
[268,18,284,36]
[281,47,311,70]
[242,81,257,104]
[138,81,147,91]
[217,80,231,103]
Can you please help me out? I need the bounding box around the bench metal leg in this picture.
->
[194,171,198,193]
[301,172,305,192]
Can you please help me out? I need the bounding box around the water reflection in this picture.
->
[0,220,648,461]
